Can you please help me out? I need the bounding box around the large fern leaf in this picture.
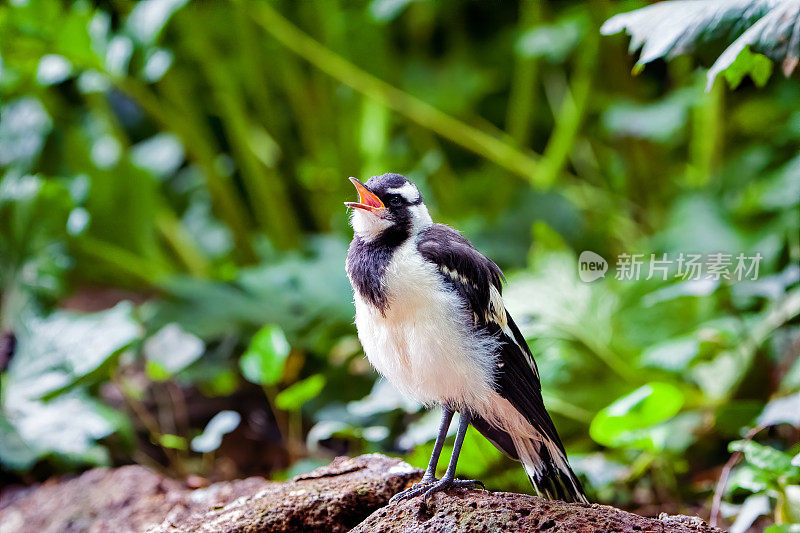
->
[601,0,800,90]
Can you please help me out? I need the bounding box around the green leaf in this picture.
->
[0,414,37,471]
[601,0,799,90]
[0,98,52,171]
[159,433,187,450]
[601,1,773,67]
[716,401,764,438]
[640,337,700,372]
[144,359,170,382]
[568,453,628,492]
[239,324,290,386]
[143,323,205,378]
[0,174,74,309]
[124,0,189,46]
[601,90,694,144]
[753,155,800,211]
[590,382,684,449]
[722,47,774,89]
[5,302,142,401]
[757,393,800,427]
[516,18,585,63]
[3,390,121,468]
[731,493,771,533]
[130,133,184,179]
[780,485,800,525]
[730,440,797,473]
[644,411,704,453]
[275,374,326,411]
[692,351,743,400]
[707,1,800,89]
[199,369,239,397]
[369,0,417,23]
[728,463,769,494]
[153,237,352,339]
[765,525,800,533]
[36,54,72,86]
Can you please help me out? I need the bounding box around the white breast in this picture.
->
[352,239,499,413]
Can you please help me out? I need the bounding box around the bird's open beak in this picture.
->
[344,177,385,212]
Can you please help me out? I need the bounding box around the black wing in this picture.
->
[416,223,504,319]
[416,224,544,406]
[416,224,586,502]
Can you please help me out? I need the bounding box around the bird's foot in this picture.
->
[391,476,485,505]
[422,477,485,503]
[389,475,438,504]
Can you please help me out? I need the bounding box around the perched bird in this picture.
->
[344,173,587,504]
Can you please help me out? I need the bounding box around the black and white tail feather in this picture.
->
[418,224,588,504]
[472,413,586,503]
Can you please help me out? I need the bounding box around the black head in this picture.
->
[345,173,431,242]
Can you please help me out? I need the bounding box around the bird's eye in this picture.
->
[388,196,402,207]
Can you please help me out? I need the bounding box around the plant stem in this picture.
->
[113,77,257,262]
[686,80,725,187]
[537,28,598,188]
[253,2,547,185]
[710,426,764,527]
[113,372,185,476]
[155,209,211,278]
[177,9,302,248]
[688,80,724,186]
[506,0,543,146]
[73,236,171,286]
[251,1,634,231]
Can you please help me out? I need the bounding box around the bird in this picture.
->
[344,173,588,504]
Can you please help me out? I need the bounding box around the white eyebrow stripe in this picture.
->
[386,183,420,202]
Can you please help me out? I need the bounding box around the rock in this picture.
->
[147,453,422,532]
[0,466,270,533]
[146,475,272,531]
[353,489,722,533]
[0,454,722,533]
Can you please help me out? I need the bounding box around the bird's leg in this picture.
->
[420,407,454,483]
[421,411,485,501]
[389,407,453,504]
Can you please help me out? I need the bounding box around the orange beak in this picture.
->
[344,177,385,212]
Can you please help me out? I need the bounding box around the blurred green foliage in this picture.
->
[0,0,798,530]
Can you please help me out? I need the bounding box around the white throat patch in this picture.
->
[350,210,392,242]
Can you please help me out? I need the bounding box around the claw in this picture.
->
[422,478,485,503]
[389,476,438,504]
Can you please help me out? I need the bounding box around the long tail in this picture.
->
[519,437,588,503]
[472,415,588,504]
